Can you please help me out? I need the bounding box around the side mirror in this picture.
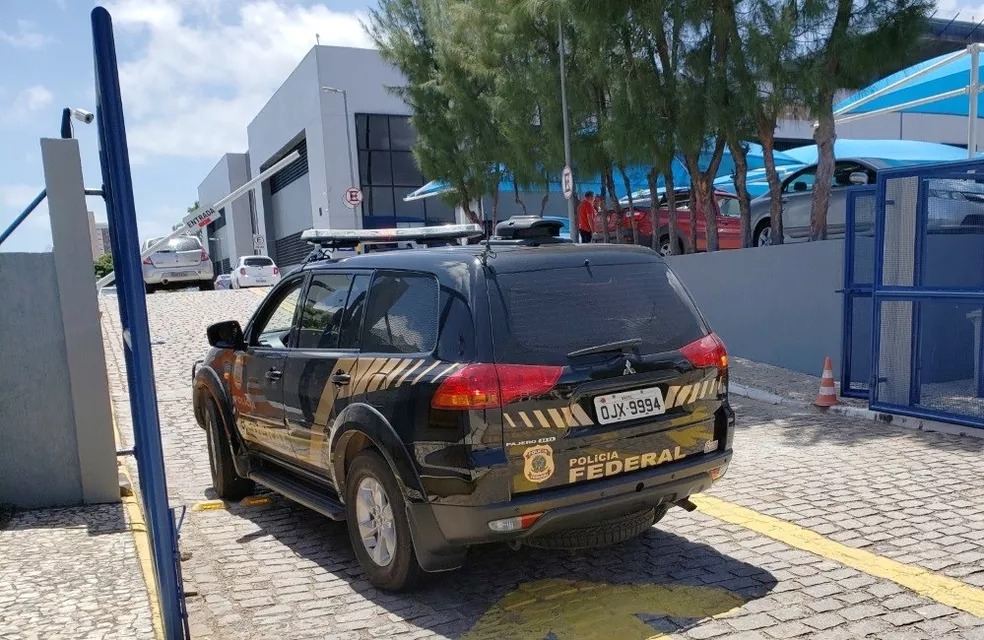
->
[849,171,869,185]
[207,320,245,350]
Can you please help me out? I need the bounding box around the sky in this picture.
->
[0,0,374,253]
[3,0,984,253]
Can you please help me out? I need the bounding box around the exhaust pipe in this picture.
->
[674,498,698,512]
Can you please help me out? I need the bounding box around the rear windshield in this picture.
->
[489,261,706,365]
[167,237,201,252]
[244,257,273,266]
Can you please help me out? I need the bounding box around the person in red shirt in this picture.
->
[577,191,596,243]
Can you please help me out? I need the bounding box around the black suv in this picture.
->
[192,224,734,591]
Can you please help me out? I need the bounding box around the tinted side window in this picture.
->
[338,274,371,350]
[297,274,354,350]
[784,167,816,194]
[251,277,304,349]
[360,272,439,354]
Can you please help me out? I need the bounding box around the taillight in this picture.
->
[680,333,728,372]
[431,364,562,410]
[200,250,209,262]
[273,266,280,275]
[239,267,246,276]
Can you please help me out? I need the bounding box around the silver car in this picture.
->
[141,235,214,293]
[749,158,984,246]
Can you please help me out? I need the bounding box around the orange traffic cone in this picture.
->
[814,356,838,407]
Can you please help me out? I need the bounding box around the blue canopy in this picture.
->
[834,48,981,119]
[403,142,799,203]
[783,139,970,165]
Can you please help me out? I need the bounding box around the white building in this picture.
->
[87,211,110,260]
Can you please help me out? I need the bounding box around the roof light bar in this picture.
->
[301,224,484,247]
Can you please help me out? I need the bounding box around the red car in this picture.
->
[595,189,741,255]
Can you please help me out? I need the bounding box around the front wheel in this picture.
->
[345,451,427,591]
[199,280,215,291]
[754,221,774,247]
[203,399,254,500]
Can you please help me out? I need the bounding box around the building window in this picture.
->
[355,114,455,227]
[269,139,309,195]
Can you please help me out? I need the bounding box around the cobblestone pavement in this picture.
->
[0,505,156,640]
[100,289,984,639]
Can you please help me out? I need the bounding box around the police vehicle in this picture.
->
[192,219,734,591]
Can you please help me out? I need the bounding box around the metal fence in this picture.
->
[846,160,984,429]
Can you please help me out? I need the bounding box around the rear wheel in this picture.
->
[345,451,426,591]
[199,280,215,291]
[657,235,685,257]
[145,283,156,294]
[203,398,253,500]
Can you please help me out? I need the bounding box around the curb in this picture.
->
[729,383,984,440]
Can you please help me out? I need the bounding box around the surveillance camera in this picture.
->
[71,108,94,124]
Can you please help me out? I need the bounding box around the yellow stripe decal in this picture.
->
[384,358,412,388]
[560,407,577,428]
[504,413,517,429]
[693,494,984,618]
[672,385,691,407]
[432,363,460,382]
[395,360,424,386]
[547,408,566,429]
[571,405,593,426]
[411,361,441,385]
[366,358,402,393]
[686,383,701,405]
[518,412,534,428]
[532,410,552,429]
[353,357,387,395]
[664,386,680,407]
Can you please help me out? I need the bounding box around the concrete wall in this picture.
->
[666,241,845,377]
[0,253,84,507]
[0,139,118,508]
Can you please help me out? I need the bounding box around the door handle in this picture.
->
[330,371,352,386]
[265,368,283,382]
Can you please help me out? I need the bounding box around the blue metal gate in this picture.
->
[865,160,984,429]
[842,186,877,398]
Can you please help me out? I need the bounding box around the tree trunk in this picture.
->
[687,170,699,253]
[491,178,500,231]
[604,168,620,244]
[618,166,639,245]
[540,193,549,216]
[696,174,718,252]
[665,167,679,255]
[728,139,752,248]
[648,168,661,252]
[598,181,611,244]
[514,183,527,215]
[811,92,836,241]
[758,116,784,245]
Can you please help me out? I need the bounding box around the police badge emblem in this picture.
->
[523,445,555,483]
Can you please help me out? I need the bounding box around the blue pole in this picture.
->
[0,189,46,247]
[91,8,185,639]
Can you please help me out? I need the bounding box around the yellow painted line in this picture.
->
[692,494,984,618]
[191,495,274,511]
[191,500,226,511]
[462,578,744,639]
[110,403,164,640]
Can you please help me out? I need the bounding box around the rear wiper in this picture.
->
[567,338,642,359]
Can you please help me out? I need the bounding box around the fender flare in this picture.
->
[193,367,250,471]
[328,403,426,504]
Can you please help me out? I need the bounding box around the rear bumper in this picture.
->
[407,451,731,566]
[144,265,213,284]
[235,274,280,288]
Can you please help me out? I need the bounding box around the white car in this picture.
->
[141,235,214,293]
[232,255,281,288]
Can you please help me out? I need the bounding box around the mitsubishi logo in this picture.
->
[623,359,636,376]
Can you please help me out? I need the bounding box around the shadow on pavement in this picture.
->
[212,495,777,639]
[733,397,984,453]
[0,502,129,536]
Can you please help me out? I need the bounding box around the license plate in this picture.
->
[594,386,665,425]
[168,271,193,278]
[254,278,267,284]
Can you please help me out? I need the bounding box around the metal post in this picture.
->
[91,7,185,639]
[558,15,575,241]
[969,44,980,158]
[322,87,359,227]
[0,189,46,247]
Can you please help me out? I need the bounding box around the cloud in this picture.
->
[19,86,54,112]
[104,0,373,161]
[0,20,53,49]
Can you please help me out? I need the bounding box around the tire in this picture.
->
[203,398,254,500]
[199,280,215,291]
[656,235,685,257]
[754,220,773,247]
[525,507,663,550]
[145,283,156,294]
[345,450,427,591]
